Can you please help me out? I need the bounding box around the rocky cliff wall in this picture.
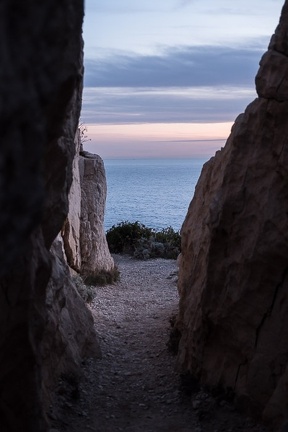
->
[0,2,100,431]
[176,2,288,430]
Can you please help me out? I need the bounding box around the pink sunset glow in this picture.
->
[83,122,233,159]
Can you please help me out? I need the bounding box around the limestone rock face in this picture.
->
[0,2,100,431]
[176,2,288,429]
[62,139,115,278]
[79,152,115,277]
[63,131,82,272]
[42,235,101,405]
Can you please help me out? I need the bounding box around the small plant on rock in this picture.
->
[78,121,91,145]
[73,275,96,303]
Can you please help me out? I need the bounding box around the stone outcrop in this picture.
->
[0,2,100,431]
[176,2,288,430]
[62,137,115,280]
[79,151,115,279]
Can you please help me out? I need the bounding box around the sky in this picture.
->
[81,0,283,159]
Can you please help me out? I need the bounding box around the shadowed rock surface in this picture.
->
[63,131,82,272]
[42,236,101,410]
[0,2,100,431]
[176,2,288,430]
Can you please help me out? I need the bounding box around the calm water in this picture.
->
[104,158,209,232]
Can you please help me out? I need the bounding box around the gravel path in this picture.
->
[51,255,268,432]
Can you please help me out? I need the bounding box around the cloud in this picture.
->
[82,42,264,125]
[84,44,264,88]
[81,86,256,124]
[86,0,168,14]
[176,0,197,7]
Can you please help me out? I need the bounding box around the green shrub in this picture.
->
[154,226,181,250]
[106,221,153,253]
[106,221,181,259]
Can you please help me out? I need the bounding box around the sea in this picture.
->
[103,158,210,232]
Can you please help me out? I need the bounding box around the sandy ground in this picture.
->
[50,255,268,432]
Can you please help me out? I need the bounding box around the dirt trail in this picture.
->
[51,255,267,432]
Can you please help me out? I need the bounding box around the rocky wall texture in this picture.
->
[42,236,101,407]
[79,151,116,279]
[0,2,100,431]
[63,131,82,272]
[176,2,288,430]
[62,139,116,280]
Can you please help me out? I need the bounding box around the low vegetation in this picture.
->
[73,275,96,303]
[82,267,120,287]
[73,267,120,303]
[106,221,181,260]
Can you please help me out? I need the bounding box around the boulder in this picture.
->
[62,139,116,281]
[176,1,288,430]
[79,152,116,280]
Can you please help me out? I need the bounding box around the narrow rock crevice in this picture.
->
[234,361,248,391]
[51,256,268,432]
